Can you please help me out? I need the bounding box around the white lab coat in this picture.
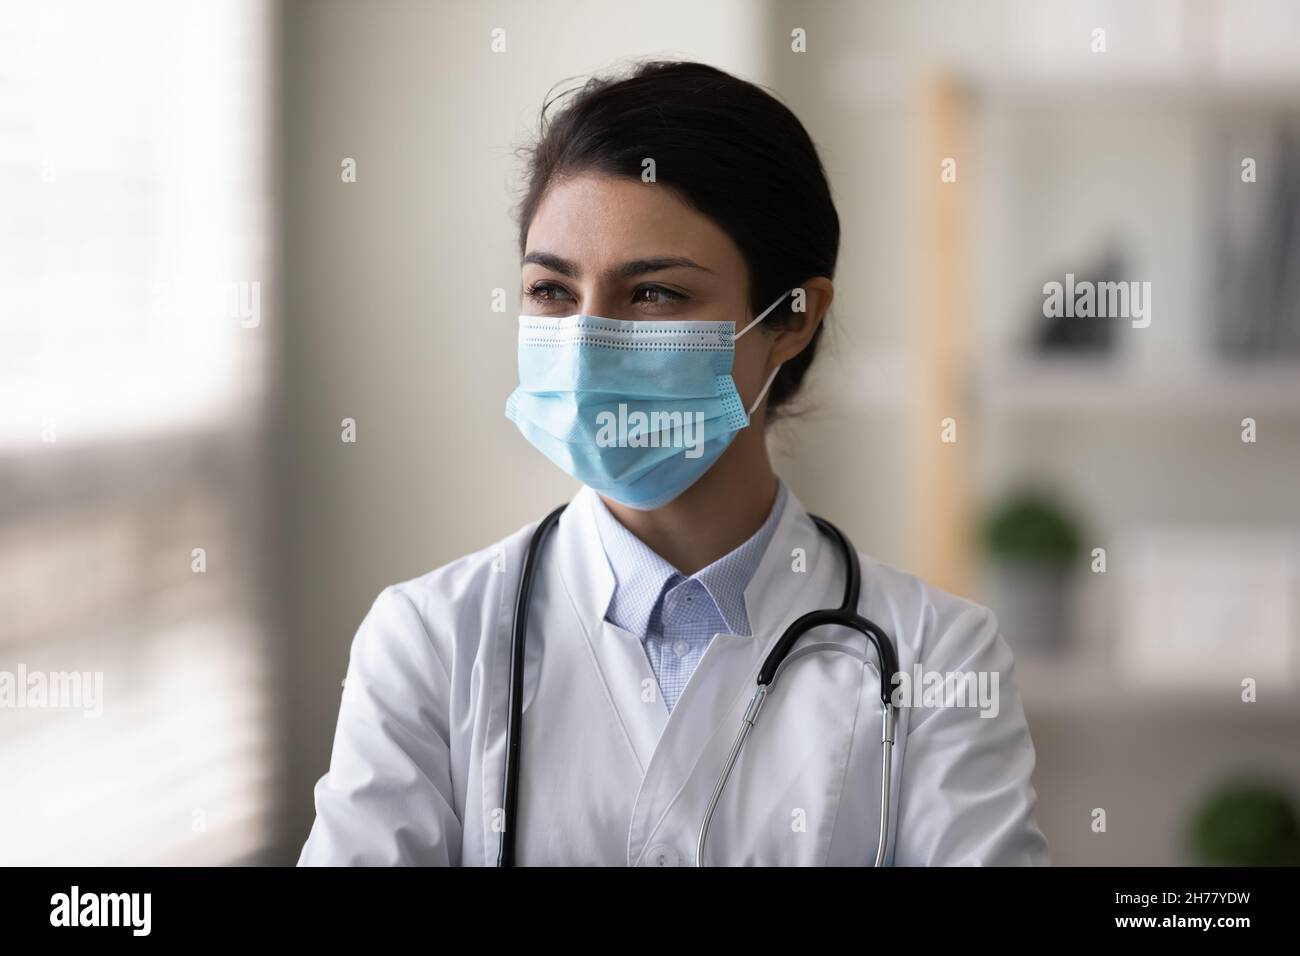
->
[299,485,1050,866]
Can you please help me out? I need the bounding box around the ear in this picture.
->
[768,277,834,366]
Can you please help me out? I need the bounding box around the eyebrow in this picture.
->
[521,251,715,279]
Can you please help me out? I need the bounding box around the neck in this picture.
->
[601,423,778,576]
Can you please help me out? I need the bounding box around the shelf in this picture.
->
[977,357,1300,416]
[826,59,1300,112]
[836,350,1300,416]
[1012,650,1300,720]
[961,67,1300,110]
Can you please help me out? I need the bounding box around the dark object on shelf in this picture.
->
[1188,779,1300,866]
[1215,124,1300,358]
[1031,250,1123,355]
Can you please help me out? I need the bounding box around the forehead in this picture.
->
[524,173,746,274]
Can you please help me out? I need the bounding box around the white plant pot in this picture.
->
[986,560,1072,652]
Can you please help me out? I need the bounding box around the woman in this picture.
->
[299,61,1050,866]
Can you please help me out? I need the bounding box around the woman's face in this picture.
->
[520,172,776,415]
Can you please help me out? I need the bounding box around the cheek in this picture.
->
[730,332,774,394]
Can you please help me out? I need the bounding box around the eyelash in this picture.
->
[523,282,687,306]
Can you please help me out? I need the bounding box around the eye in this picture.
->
[523,281,574,303]
[631,284,687,306]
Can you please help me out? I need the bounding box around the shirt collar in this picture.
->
[591,481,789,638]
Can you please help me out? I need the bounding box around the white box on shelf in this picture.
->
[1115,527,1299,689]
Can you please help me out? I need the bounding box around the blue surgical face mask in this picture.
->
[505,290,791,510]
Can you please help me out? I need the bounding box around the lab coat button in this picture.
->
[645,844,679,867]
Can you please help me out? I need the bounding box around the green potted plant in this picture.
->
[1188,779,1300,866]
[981,490,1083,651]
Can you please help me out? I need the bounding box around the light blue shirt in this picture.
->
[591,482,789,714]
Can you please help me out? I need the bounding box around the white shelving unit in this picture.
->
[783,0,1300,863]
[946,62,1300,864]
[790,0,1300,868]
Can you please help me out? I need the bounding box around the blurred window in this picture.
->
[0,0,277,864]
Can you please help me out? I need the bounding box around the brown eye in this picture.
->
[631,284,686,305]
[524,281,573,302]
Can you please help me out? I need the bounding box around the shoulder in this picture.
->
[856,552,1007,670]
[398,519,543,625]
[349,518,544,665]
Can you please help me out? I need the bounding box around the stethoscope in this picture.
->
[496,503,900,867]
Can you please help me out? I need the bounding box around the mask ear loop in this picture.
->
[734,289,793,416]
[733,289,793,341]
[747,364,782,416]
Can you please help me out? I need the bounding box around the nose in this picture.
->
[581,293,623,320]
[578,279,630,322]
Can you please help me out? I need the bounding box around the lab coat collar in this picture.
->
[551,482,836,864]
[554,481,831,649]
[739,479,818,640]
[586,481,791,639]
[691,480,790,636]
[587,493,681,638]
[556,485,617,626]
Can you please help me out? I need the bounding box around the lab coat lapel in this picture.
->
[553,487,668,774]
[625,490,832,866]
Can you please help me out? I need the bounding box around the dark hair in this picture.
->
[514,60,840,419]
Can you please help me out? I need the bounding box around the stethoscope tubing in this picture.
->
[498,504,899,867]
[497,503,566,867]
